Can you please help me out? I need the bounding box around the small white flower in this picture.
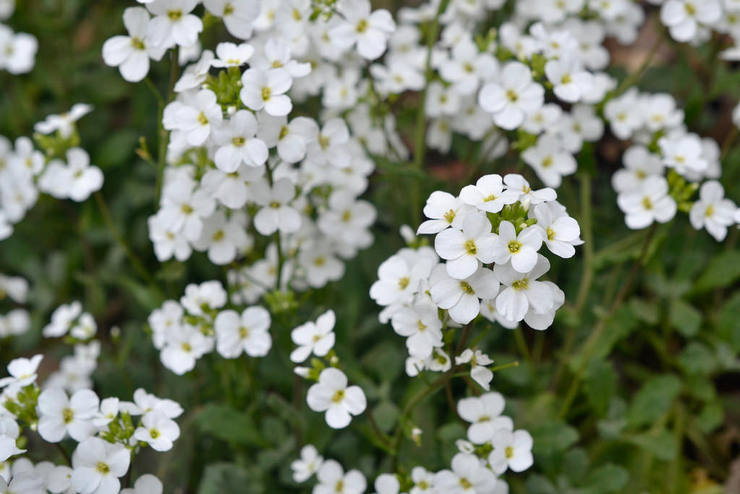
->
[329,0,395,60]
[213,110,268,172]
[0,354,43,389]
[459,174,519,214]
[391,304,443,359]
[457,392,513,444]
[37,388,99,443]
[253,178,301,235]
[689,181,737,241]
[306,368,366,429]
[434,453,500,494]
[660,0,721,42]
[240,68,293,117]
[617,176,677,229]
[102,7,164,82]
[494,255,553,323]
[214,306,272,358]
[455,349,494,390]
[291,445,323,483]
[314,459,367,494]
[488,429,534,474]
[491,221,544,274]
[34,103,92,137]
[434,212,497,280]
[43,302,82,338]
[133,411,180,451]
[121,474,163,494]
[211,42,254,68]
[532,202,583,258]
[478,61,544,130]
[71,437,130,494]
[290,310,336,363]
[146,0,203,49]
[430,266,499,325]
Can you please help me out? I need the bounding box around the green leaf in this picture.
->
[697,401,724,433]
[626,374,682,428]
[584,359,617,417]
[198,463,259,494]
[628,429,678,461]
[195,404,266,447]
[669,299,702,337]
[678,342,717,376]
[531,422,579,456]
[693,251,740,293]
[373,401,400,433]
[582,464,629,493]
[525,475,558,494]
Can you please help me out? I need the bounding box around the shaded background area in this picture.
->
[1,1,739,492]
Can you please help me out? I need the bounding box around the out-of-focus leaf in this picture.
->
[669,299,702,337]
[531,422,579,456]
[584,359,616,417]
[693,251,740,293]
[195,405,267,447]
[678,342,717,376]
[198,463,259,494]
[627,374,682,428]
[581,463,629,493]
[628,429,678,461]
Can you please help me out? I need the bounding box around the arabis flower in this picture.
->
[658,133,708,175]
[133,411,180,451]
[391,304,443,358]
[211,42,254,68]
[203,0,259,39]
[458,392,513,444]
[617,176,677,229]
[43,301,82,337]
[213,110,268,172]
[291,445,323,483]
[121,475,163,494]
[71,437,130,494]
[478,61,544,130]
[253,178,301,235]
[522,135,577,188]
[163,89,222,146]
[455,349,494,390]
[689,181,737,241]
[545,56,593,103]
[459,174,519,214]
[0,354,42,389]
[491,221,544,274]
[306,368,366,429]
[488,429,534,474]
[417,191,469,234]
[34,103,92,137]
[103,7,164,82]
[146,0,203,49]
[214,306,272,358]
[240,68,293,117]
[494,255,553,323]
[290,310,336,363]
[532,202,583,258]
[314,460,367,494]
[37,388,99,442]
[612,146,664,193]
[434,453,500,494]
[430,266,499,324]
[330,0,396,60]
[660,0,721,42]
[434,212,497,280]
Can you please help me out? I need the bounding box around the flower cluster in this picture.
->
[0,274,29,339]
[0,0,36,75]
[148,280,273,375]
[371,174,580,381]
[605,89,739,238]
[0,354,180,492]
[292,391,532,494]
[0,104,102,242]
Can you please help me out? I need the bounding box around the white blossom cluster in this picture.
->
[371,174,581,383]
[291,391,533,494]
[0,274,29,339]
[148,280,273,375]
[0,0,36,75]
[605,89,739,239]
[0,104,103,242]
[0,353,179,494]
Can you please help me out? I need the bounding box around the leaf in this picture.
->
[198,463,259,494]
[582,464,629,493]
[693,251,740,293]
[195,404,267,447]
[628,429,678,461]
[531,422,579,456]
[669,299,702,337]
[584,359,617,417]
[626,374,682,428]
[697,401,724,433]
[678,342,717,376]
[373,401,400,433]
[525,475,558,494]
[629,298,659,325]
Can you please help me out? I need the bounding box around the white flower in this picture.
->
[369,253,434,306]
[160,325,213,375]
[163,90,223,146]
[258,115,318,164]
[70,313,97,340]
[314,460,367,494]
[410,467,435,494]
[34,103,92,138]
[306,368,366,429]
[43,301,82,338]
[211,42,254,68]
[617,176,677,229]
[494,255,553,323]
[488,429,534,474]
[146,0,203,48]
[102,7,164,82]
[455,349,494,390]
[434,453,500,494]
[203,0,259,39]
[93,397,120,428]
[689,181,737,241]
[121,474,163,494]
[71,437,130,494]
[457,392,513,444]
[435,212,497,280]
[430,266,499,324]
[0,354,43,389]
[330,0,395,60]
[37,388,99,443]
[391,304,443,358]
[213,110,268,172]
[459,174,519,214]
[604,88,643,139]
[133,411,180,451]
[0,29,37,75]
[373,474,400,494]
[180,280,226,316]
[0,473,43,494]
[612,146,664,194]
[417,191,470,234]
[478,61,544,130]
[240,68,293,117]
[503,174,556,206]
[660,0,721,42]
[658,133,708,175]
[253,178,301,235]
[0,416,24,462]
[533,202,583,258]
[291,445,324,483]
[522,134,577,188]
[192,211,250,265]
[491,221,544,274]
[127,388,183,418]
[290,310,336,363]
[214,306,272,358]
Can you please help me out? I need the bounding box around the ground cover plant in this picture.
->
[1,0,740,492]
